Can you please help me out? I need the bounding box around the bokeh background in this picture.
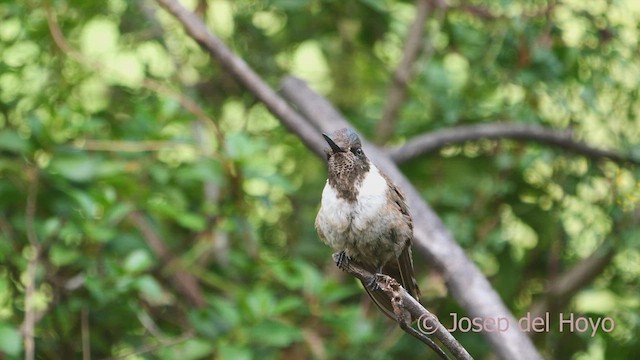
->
[0,0,639,359]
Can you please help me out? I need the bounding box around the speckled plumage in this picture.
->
[315,128,420,320]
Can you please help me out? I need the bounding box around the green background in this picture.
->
[0,0,638,359]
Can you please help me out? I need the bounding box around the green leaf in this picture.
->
[244,287,276,319]
[159,338,213,360]
[50,156,101,182]
[176,212,206,232]
[50,244,80,267]
[50,156,123,182]
[0,131,29,154]
[575,290,618,314]
[104,203,134,224]
[249,319,301,347]
[178,160,224,185]
[217,343,252,360]
[123,249,153,273]
[0,325,23,356]
[270,0,311,10]
[136,275,172,305]
[211,298,241,328]
[224,132,265,161]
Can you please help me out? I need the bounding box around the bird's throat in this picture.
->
[327,166,369,202]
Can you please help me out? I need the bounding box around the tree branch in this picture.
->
[81,307,91,360]
[23,166,40,360]
[375,0,433,144]
[128,212,205,308]
[154,0,326,158]
[152,1,542,358]
[387,123,640,165]
[333,254,472,360]
[281,76,542,360]
[528,243,615,323]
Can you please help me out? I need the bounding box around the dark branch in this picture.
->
[281,76,543,360]
[529,243,615,323]
[128,212,205,308]
[375,0,433,144]
[333,254,471,360]
[387,123,640,165]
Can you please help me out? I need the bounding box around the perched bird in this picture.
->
[315,128,420,320]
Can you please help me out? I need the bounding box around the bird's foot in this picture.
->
[366,276,380,291]
[366,267,385,291]
[335,251,351,270]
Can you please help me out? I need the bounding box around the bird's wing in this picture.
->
[386,178,420,301]
[361,176,421,320]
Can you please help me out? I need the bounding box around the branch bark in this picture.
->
[153,1,543,358]
[375,0,432,144]
[387,123,640,165]
[334,254,473,360]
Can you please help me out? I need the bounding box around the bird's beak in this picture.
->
[322,134,343,153]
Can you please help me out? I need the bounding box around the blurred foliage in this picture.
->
[0,0,639,359]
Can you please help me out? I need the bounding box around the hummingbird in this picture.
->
[315,128,420,320]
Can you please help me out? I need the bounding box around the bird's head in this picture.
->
[322,128,370,178]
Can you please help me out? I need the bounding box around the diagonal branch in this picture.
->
[152,1,542,358]
[387,123,640,165]
[333,254,472,360]
[280,76,542,360]
[375,0,433,144]
[154,0,326,158]
[128,212,205,308]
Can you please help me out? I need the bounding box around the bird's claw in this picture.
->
[366,275,381,291]
[367,267,385,291]
[335,251,351,270]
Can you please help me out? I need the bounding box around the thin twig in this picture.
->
[333,254,472,360]
[399,321,451,360]
[82,308,91,360]
[24,167,40,360]
[386,123,639,165]
[74,139,191,152]
[128,212,205,307]
[375,0,433,144]
[388,275,452,360]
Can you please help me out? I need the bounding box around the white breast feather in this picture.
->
[318,166,388,248]
[352,166,387,230]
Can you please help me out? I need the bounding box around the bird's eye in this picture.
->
[352,147,363,156]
